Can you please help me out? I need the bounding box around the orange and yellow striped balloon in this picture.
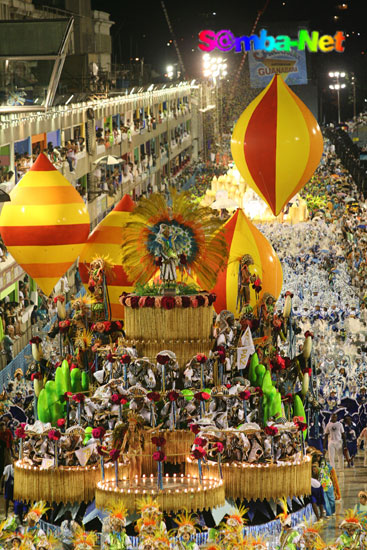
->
[0,154,90,296]
[211,209,283,315]
[78,195,135,320]
[231,74,323,216]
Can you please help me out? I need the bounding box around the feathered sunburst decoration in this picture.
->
[36,532,61,549]
[26,500,49,522]
[137,495,161,516]
[88,254,115,282]
[226,505,249,528]
[107,503,128,521]
[245,534,268,549]
[277,497,289,522]
[74,329,93,350]
[72,527,97,549]
[71,294,97,312]
[168,509,197,538]
[339,508,363,529]
[121,188,228,289]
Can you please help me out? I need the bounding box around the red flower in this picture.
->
[167,390,179,402]
[153,451,166,462]
[57,418,66,428]
[63,391,73,402]
[191,447,206,460]
[196,354,207,364]
[161,296,176,310]
[217,350,226,363]
[151,436,166,447]
[194,391,210,401]
[252,278,262,293]
[97,445,108,457]
[114,321,123,330]
[215,441,224,453]
[121,354,131,364]
[29,336,42,345]
[147,392,161,403]
[144,296,155,307]
[239,390,251,401]
[70,363,78,371]
[181,296,191,308]
[106,353,114,362]
[111,394,120,404]
[283,393,293,403]
[196,295,205,307]
[285,291,294,298]
[31,372,42,381]
[190,424,200,435]
[225,384,231,389]
[302,368,312,376]
[15,425,26,439]
[254,387,263,397]
[156,354,170,365]
[264,425,278,436]
[48,429,61,441]
[72,393,85,404]
[304,331,314,339]
[194,437,207,447]
[120,397,128,405]
[92,427,106,440]
[130,296,139,309]
[109,449,120,462]
[296,421,308,432]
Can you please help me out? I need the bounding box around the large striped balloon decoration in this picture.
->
[211,209,283,315]
[0,154,90,296]
[231,74,323,216]
[78,195,135,320]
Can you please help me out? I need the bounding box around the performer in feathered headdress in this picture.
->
[24,501,48,545]
[336,509,363,549]
[121,188,227,289]
[276,498,299,550]
[104,504,131,550]
[171,510,199,550]
[136,496,166,532]
[72,527,97,550]
[299,518,325,550]
[36,532,61,550]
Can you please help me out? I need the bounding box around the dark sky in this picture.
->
[91,0,366,77]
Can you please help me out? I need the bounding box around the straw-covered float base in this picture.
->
[186,456,311,501]
[142,430,195,474]
[124,304,213,366]
[95,474,225,513]
[14,460,128,504]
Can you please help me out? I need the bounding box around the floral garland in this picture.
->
[120,292,216,310]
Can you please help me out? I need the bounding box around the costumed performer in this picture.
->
[103,505,132,550]
[172,510,199,550]
[22,502,47,545]
[276,498,300,550]
[335,510,364,549]
[121,411,145,480]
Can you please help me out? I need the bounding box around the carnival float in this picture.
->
[0,75,335,549]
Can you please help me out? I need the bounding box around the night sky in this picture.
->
[91,0,366,75]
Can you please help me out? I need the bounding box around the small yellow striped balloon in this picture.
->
[0,154,90,296]
[211,209,283,315]
[79,195,135,320]
[231,74,323,216]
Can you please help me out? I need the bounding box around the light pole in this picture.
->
[202,54,227,150]
[329,71,346,124]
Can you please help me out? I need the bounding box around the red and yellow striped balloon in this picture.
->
[211,209,283,315]
[78,194,135,320]
[0,154,90,296]
[231,74,323,216]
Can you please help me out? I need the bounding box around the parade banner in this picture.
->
[248,49,307,87]
[237,327,255,370]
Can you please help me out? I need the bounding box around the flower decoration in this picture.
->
[264,425,279,436]
[194,437,207,447]
[97,445,108,457]
[190,424,200,435]
[304,331,314,339]
[191,447,206,460]
[29,336,42,345]
[153,451,166,462]
[48,429,61,441]
[156,354,170,365]
[254,387,263,397]
[120,397,129,405]
[110,394,120,404]
[181,296,191,308]
[15,424,26,439]
[92,427,106,440]
[109,449,120,462]
[239,390,251,401]
[121,354,131,365]
[252,277,262,293]
[151,436,166,447]
[167,390,179,402]
[208,293,217,305]
[194,391,210,402]
[196,295,205,306]
[130,296,140,309]
[31,372,42,381]
[161,296,175,310]
[196,354,207,364]
[147,391,161,402]
[57,419,66,428]
[59,320,71,333]
[215,441,224,453]
[72,393,85,404]
[53,295,65,303]
[144,296,155,307]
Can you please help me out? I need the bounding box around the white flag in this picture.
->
[75,443,96,467]
[237,347,251,370]
[240,326,255,353]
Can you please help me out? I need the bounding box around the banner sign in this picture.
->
[248,49,307,87]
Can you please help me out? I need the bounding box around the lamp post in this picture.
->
[329,71,346,123]
[202,54,227,152]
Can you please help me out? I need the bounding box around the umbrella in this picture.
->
[9,405,27,423]
[93,155,121,165]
